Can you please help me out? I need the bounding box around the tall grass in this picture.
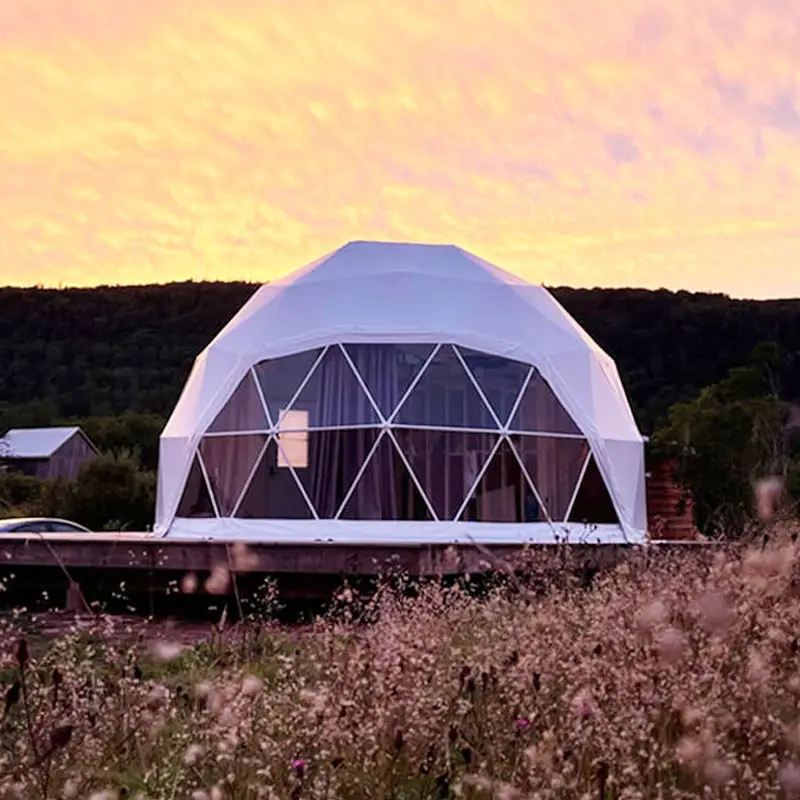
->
[2,525,800,798]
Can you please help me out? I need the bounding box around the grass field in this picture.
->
[2,526,800,799]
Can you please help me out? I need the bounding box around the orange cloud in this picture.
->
[0,0,798,297]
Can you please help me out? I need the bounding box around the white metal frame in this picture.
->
[179,342,611,526]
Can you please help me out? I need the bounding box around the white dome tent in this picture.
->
[155,241,647,544]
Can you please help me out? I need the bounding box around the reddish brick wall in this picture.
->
[646,458,702,541]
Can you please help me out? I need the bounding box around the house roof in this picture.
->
[0,427,86,459]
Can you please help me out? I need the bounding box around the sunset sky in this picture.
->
[1,0,799,297]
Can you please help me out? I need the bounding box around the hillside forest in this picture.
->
[1,282,799,533]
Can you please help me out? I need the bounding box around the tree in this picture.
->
[652,343,794,536]
[63,450,156,531]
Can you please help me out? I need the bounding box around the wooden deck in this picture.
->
[0,533,710,618]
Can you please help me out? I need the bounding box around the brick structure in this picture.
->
[646,457,702,541]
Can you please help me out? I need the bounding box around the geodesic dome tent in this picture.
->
[155,241,647,543]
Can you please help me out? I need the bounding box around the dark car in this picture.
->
[0,517,91,534]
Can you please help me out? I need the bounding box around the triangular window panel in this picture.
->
[458,437,544,522]
[207,372,268,433]
[284,345,380,429]
[254,348,323,429]
[278,428,381,518]
[235,438,313,519]
[393,345,497,429]
[339,434,433,520]
[176,456,216,518]
[344,343,435,421]
[457,348,531,428]
[509,371,581,435]
[567,455,619,525]
[393,428,497,521]
[199,434,267,516]
[512,435,589,522]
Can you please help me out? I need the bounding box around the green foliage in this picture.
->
[66,411,165,472]
[652,343,797,535]
[64,451,156,531]
[0,452,156,531]
[0,469,42,513]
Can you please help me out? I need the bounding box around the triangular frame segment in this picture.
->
[456,347,531,429]
[235,437,315,520]
[566,454,620,526]
[338,433,434,520]
[254,348,325,430]
[207,371,269,434]
[392,344,499,430]
[343,343,436,421]
[176,455,216,518]
[199,434,268,517]
[512,435,589,522]
[283,344,381,429]
[457,436,539,522]
[508,370,581,436]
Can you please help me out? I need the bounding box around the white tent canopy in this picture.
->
[156,241,647,544]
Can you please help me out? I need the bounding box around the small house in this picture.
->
[0,426,98,480]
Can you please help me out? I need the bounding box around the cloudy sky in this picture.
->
[1,0,799,297]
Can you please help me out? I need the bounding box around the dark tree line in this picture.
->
[2,282,799,436]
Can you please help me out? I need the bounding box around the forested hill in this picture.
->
[1,281,799,434]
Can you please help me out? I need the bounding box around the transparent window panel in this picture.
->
[509,371,581,435]
[207,372,268,433]
[567,456,619,525]
[254,349,323,428]
[512,435,589,521]
[283,345,380,428]
[393,345,497,429]
[176,456,216,518]
[274,427,381,518]
[393,428,497,520]
[199,434,267,516]
[344,343,435,420]
[457,348,530,428]
[458,437,543,522]
[339,433,433,520]
[235,438,313,519]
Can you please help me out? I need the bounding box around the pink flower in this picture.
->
[515,717,530,730]
[291,758,306,778]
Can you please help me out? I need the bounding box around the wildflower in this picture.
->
[241,675,264,696]
[635,600,668,634]
[232,541,259,572]
[746,651,770,687]
[656,627,686,665]
[148,639,184,662]
[676,736,703,765]
[292,758,306,778]
[515,717,530,731]
[755,476,783,520]
[184,744,204,766]
[146,685,169,710]
[698,591,732,634]
[779,762,800,795]
[703,758,733,785]
[205,563,230,595]
[570,688,596,719]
